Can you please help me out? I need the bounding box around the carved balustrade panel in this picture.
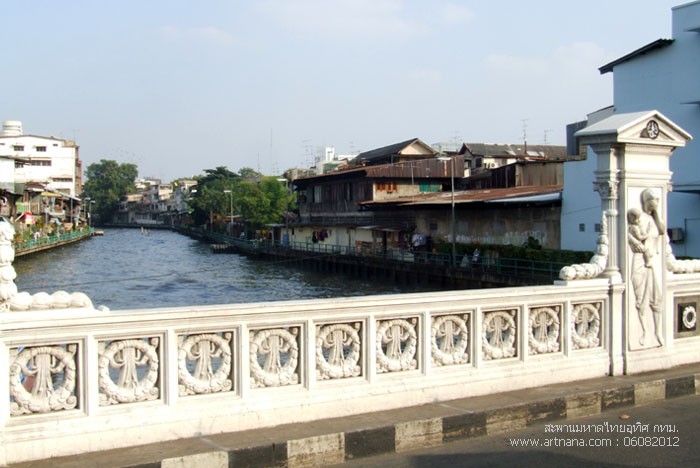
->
[315,321,362,380]
[528,305,562,355]
[376,317,419,373]
[571,302,603,350]
[250,326,300,388]
[178,332,234,396]
[677,302,698,335]
[482,309,518,360]
[9,343,79,416]
[98,337,160,406]
[431,313,470,366]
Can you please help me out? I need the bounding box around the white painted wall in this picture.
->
[0,157,15,189]
[0,134,79,196]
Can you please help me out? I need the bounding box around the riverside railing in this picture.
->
[177,226,568,280]
[14,228,95,256]
[2,281,614,465]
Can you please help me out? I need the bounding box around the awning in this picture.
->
[485,192,562,204]
[16,212,35,224]
[41,191,68,198]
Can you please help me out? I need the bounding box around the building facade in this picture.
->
[563,2,700,257]
[291,138,454,252]
[290,138,564,254]
[114,179,197,226]
[0,121,82,197]
[0,120,83,228]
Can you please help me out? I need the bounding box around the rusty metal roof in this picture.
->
[361,185,562,207]
[461,143,567,160]
[293,157,463,186]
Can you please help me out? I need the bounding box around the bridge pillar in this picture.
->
[576,111,692,373]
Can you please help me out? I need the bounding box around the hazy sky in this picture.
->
[2,0,682,181]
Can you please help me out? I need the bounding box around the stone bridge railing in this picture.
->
[4,110,700,465]
[2,282,616,464]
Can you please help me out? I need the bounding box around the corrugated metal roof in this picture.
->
[361,185,562,207]
[293,157,462,186]
[462,143,567,160]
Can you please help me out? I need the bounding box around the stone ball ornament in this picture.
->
[0,218,106,312]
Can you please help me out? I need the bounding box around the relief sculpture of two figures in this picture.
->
[627,189,665,347]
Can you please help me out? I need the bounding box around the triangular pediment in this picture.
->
[399,139,435,156]
[575,110,692,147]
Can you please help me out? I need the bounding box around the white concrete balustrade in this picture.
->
[1,283,617,464]
[2,111,700,465]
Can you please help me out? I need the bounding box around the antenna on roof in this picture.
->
[543,129,551,158]
[270,128,278,175]
[521,119,529,155]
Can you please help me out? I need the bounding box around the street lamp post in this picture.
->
[223,189,233,236]
[277,178,290,245]
[84,197,90,228]
[89,200,95,228]
[185,189,197,226]
[438,156,456,267]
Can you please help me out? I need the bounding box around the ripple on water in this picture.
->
[13,228,432,310]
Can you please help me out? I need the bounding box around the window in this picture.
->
[594,223,602,233]
[31,160,52,166]
[579,223,586,232]
[13,145,24,151]
[376,181,397,192]
[313,186,322,203]
[36,146,47,152]
[419,182,441,193]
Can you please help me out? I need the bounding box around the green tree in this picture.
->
[82,160,138,225]
[189,166,294,233]
[190,167,240,227]
[234,176,293,230]
[238,167,263,180]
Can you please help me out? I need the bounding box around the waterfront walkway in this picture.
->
[174,225,568,288]
[10,363,700,468]
[14,228,95,257]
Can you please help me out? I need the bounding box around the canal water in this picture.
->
[12,228,425,311]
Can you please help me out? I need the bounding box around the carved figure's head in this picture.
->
[641,189,659,214]
[627,207,642,225]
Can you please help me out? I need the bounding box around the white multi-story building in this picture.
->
[562,1,700,257]
[0,120,82,197]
